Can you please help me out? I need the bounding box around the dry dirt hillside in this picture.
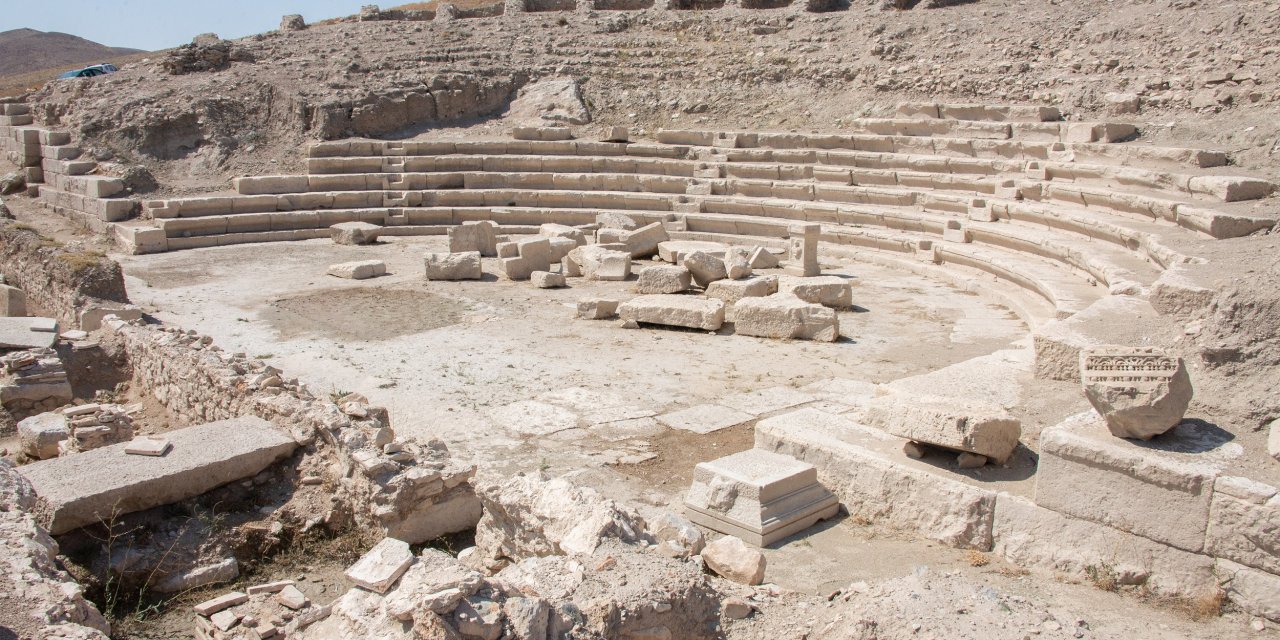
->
[0,28,144,76]
[16,0,1280,193]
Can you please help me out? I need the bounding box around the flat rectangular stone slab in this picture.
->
[658,404,753,434]
[0,317,58,349]
[863,392,1021,464]
[124,436,172,457]
[720,386,816,417]
[18,417,297,534]
[685,449,839,546]
[328,260,387,280]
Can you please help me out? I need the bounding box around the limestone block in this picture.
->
[569,246,631,281]
[450,221,499,256]
[702,535,766,585]
[531,271,566,289]
[618,294,724,331]
[1080,346,1192,440]
[993,493,1218,598]
[657,404,754,435]
[1187,176,1274,202]
[539,223,586,246]
[79,305,142,331]
[601,126,631,143]
[1217,559,1280,623]
[783,276,853,309]
[756,408,997,550]
[635,265,691,295]
[597,212,638,231]
[723,247,754,280]
[734,294,838,342]
[18,411,69,460]
[619,222,669,259]
[705,276,779,306]
[330,221,382,245]
[17,417,297,534]
[154,557,239,594]
[684,251,728,288]
[657,240,725,265]
[748,246,779,269]
[383,484,483,545]
[1034,414,1216,553]
[328,260,386,280]
[345,537,414,594]
[576,298,619,320]
[517,237,554,272]
[425,252,483,281]
[546,236,578,263]
[685,449,839,546]
[194,591,249,617]
[863,392,1020,463]
[650,512,705,558]
[1205,476,1280,575]
[0,284,26,317]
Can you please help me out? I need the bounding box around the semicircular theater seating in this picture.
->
[115,105,1278,328]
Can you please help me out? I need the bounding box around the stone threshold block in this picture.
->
[756,408,997,550]
[1033,412,1220,553]
[18,416,297,534]
[685,449,839,547]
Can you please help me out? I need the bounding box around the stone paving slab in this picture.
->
[18,416,296,534]
[657,404,754,434]
[719,386,816,417]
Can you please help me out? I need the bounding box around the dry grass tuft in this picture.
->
[965,549,990,567]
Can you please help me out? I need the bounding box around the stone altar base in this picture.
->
[684,448,839,547]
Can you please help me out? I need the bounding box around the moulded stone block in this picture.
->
[684,449,839,547]
[1080,346,1192,440]
[1034,413,1217,553]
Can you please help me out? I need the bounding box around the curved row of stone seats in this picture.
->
[660,128,1228,169]
[896,102,1063,123]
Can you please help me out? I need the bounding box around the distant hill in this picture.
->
[0,28,145,77]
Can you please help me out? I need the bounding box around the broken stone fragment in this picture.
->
[576,298,619,320]
[683,251,728,287]
[344,537,414,594]
[702,535,766,585]
[1079,346,1193,440]
[330,221,381,245]
[650,512,705,558]
[425,251,483,281]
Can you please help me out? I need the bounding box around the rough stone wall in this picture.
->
[95,319,479,542]
[0,221,129,326]
[0,459,110,639]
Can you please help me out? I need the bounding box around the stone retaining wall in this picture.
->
[0,221,129,326]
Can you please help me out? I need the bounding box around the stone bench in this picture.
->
[17,417,297,535]
[897,102,1063,123]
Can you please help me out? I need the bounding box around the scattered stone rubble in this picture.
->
[0,347,71,421]
[17,402,137,460]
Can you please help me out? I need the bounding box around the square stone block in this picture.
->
[685,449,839,547]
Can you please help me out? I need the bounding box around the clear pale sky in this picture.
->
[7,1,365,51]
